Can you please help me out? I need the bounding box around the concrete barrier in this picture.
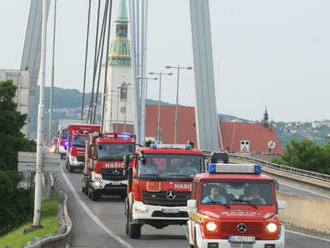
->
[278,192,330,234]
[25,190,72,248]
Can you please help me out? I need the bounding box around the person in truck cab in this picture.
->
[243,184,266,205]
[202,186,227,204]
[139,159,158,175]
[179,159,198,175]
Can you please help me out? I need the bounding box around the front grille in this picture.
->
[152,211,188,218]
[221,222,262,235]
[101,168,126,181]
[142,191,191,206]
[77,156,84,162]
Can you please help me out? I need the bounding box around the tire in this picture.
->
[126,202,141,238]
[91,189,100,201]
[68,164,73,173]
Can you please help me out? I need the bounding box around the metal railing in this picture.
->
[229,153,330,183]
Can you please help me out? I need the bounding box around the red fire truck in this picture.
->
[66,124,100,173]
[82,132,136,201]
[124,143,204,239]
[187,163,286,248]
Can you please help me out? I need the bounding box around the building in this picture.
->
[102,0,134,132]
[0,69,30,136]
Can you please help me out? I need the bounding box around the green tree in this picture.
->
[276,139,330,174]
[0,80,35,170]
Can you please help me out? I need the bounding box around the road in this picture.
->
[56,161,330,248]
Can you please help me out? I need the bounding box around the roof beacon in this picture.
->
[208,163,261,174]
[150,144,192,149]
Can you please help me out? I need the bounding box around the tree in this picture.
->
[0,80,35,170]
[276,139,330,175]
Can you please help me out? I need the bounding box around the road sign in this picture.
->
[18,151,61,172]
[240,140,250,153]
[268,140,276,150]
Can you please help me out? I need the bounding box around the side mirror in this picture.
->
[273,179,279,191]
[277,201,287,210]
[87,146,92,158]
[123,154,130,170]
[187,199,196,209]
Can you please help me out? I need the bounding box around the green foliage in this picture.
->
[276,139,330,175]
[0,171,34,235]
[0,80,36,170]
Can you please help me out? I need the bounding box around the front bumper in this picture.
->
[132,201,189,225]
[194,224,285,248]
[59,145,66,154]
[92,179,127,191]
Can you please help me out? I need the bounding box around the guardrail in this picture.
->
[25,190,72,248]
[229,153,330,184]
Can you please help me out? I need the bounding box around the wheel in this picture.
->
[126,204,141,238]
[91,189,100,201]
[68,164,73,173]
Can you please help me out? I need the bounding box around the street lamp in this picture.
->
[148,72,173,143]
[136,76,158,100]
[165,65,192,144]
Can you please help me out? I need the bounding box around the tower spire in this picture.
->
[109,0,131,65]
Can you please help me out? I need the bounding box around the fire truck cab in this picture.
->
[124,143,204,239]
[66,124,100,173]
[187,163,286,248]
[82,132,136,201]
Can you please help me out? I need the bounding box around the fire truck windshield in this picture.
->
[138,154,202,179]
[200,181,274,206]
[97,143,135,161]
[72,135,89,147]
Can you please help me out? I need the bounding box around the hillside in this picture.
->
[29,87,330,148]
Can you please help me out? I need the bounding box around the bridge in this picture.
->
[8,0,330,247]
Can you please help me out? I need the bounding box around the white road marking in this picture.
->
[60,164,133,248]
[286,230,330,243]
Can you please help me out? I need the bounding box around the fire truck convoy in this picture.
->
[66,124,100,173]
[187,163,286,248]
[82,132,136,201]
[124,143,205,239]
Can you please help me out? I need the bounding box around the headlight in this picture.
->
[266,223,278,233]
[69,155,78,164]
[206,222,217,232]
[134,203,149,213]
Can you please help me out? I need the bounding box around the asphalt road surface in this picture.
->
[56,161,330,248]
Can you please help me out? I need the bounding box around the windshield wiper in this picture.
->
[230,198,258,209]
[209,199,231,209]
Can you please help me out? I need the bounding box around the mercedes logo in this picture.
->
[113,169,120,175]
[237,223,247,233]
[166,190,176,200]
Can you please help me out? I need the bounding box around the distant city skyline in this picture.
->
[1,0,330,122]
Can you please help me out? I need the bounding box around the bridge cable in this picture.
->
[101,0,113,131]
[93,0,111,124]
[81,0,92,121]
[87,0,102,123]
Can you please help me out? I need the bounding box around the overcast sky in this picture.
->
[1,0,330,122]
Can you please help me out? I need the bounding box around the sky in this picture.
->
[1,0,330,122]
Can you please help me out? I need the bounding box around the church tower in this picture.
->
[103,0,134,132]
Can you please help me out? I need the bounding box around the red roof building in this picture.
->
[113,104,282,154]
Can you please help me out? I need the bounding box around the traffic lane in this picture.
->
[56,164,127,248]
[60,161,330,248]
[63,162,188,248]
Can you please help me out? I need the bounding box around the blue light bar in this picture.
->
[209,163,216,173]
[185,144,192,149]
[150,143,157,149]
[208,163,262,174]
[118,134,131,139]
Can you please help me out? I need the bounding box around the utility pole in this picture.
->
[33,0,47,227]
[49,0,57,141]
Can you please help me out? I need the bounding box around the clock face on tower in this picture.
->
[121,107,126,113]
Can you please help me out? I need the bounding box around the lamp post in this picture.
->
[136,76,158,100]
[108,89,118,132]
[149,72,173,143]
[165,65,192,144]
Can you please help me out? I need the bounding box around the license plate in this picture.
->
[229,236,255,243]
[161,208,180,214]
